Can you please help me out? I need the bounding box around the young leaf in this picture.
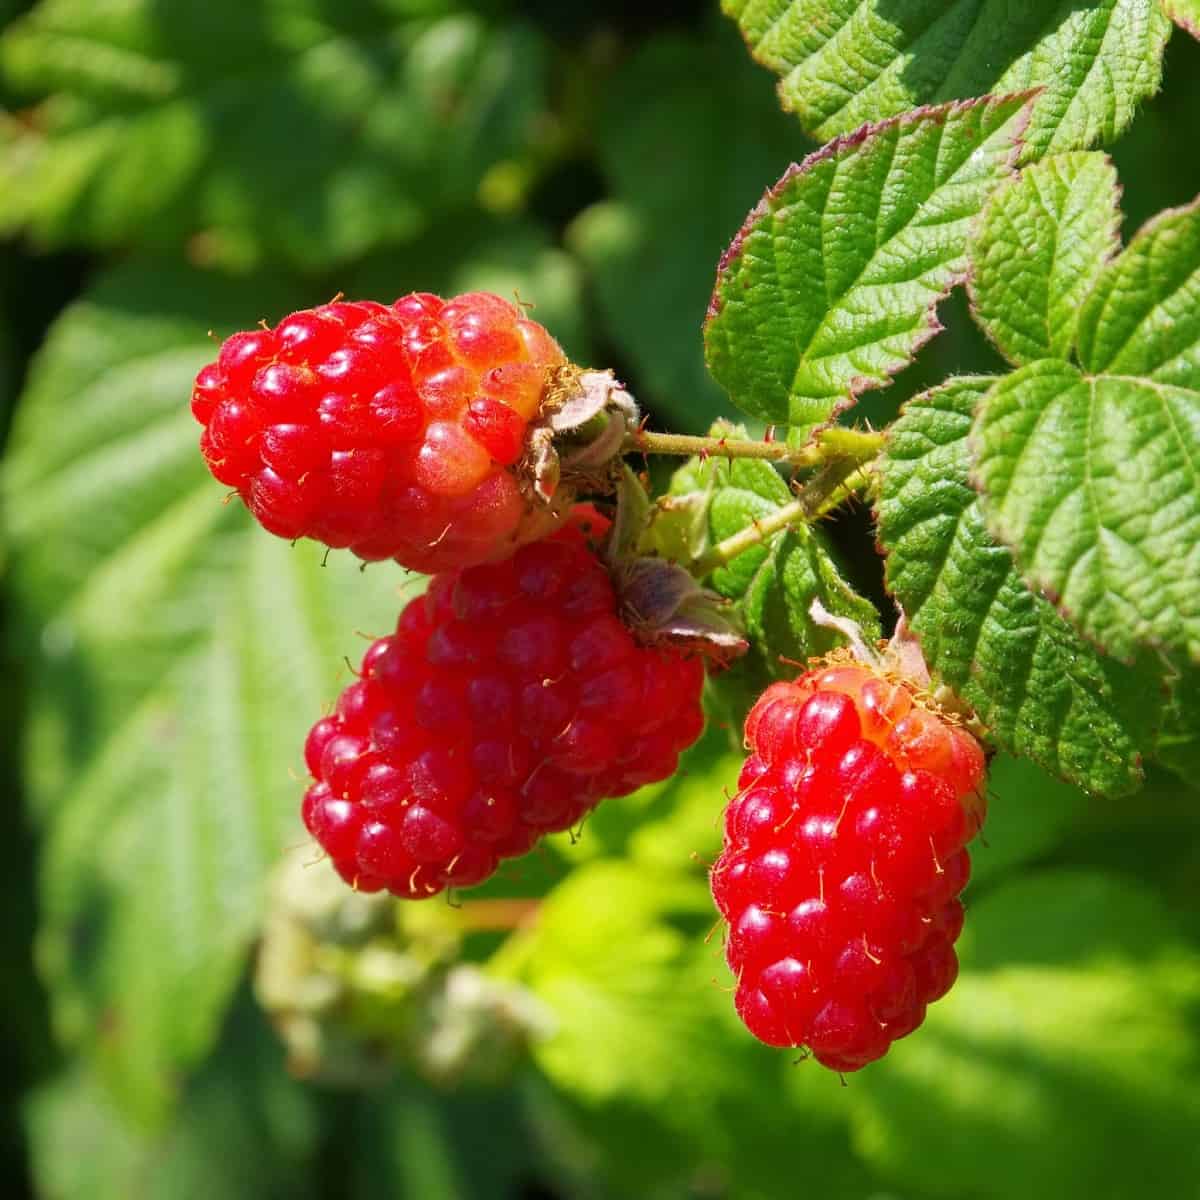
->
[0,2,544,268]
[4,262,407,1123]
[725,0,1170,161]
[877,377,1162,797]
[704,93,1032,434]
[670,451,880,675]
[969,153,1122,365]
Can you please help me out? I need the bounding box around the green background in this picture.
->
[2,1,1199,1197]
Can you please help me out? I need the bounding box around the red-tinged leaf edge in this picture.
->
[1163,2,1200,40]
[705,92,1036,432]
[964,151,1125,371]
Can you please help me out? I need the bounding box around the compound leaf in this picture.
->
[878,377,1162,796]
[725,0,1170,161]
[705,93,1032,434]
[969,152,1122,365]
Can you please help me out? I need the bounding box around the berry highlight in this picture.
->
[194,292,571,572]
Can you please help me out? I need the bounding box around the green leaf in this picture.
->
[704,93,1032,433]
[670,446,881,678]
[725,0,1170,162]
[0,1,545,268]
[969,153,1122,365]
[1164,0,1200,38]
[4,261,407,1123]
[851,870,1200,1200]
[1076,195,1200,382]
[25,999,320,1200]
[569,28,804,433]
[973,361,1200,666]
[877,377,1162,797]
[495,860,879,1199]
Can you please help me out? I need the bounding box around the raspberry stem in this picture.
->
[691,459,864,577]
[623,426,883,470]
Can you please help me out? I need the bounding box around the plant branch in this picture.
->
[623,426,883,470]
[691,458,865,577]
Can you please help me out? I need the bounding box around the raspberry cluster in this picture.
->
[192,292,570,573]
[302,518,707,899]
[712,662,986,1072]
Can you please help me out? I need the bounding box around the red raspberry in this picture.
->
[301,515,707,899]
[711,661,987,1072]
[193,292,571,573]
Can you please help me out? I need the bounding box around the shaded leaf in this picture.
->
[4,260,408,1122]
[1155,665,1200,785]
[348,216,592,364]
[969,755,1087,889]
[670,445,880,682]
[0,1,545,268]
[25,999,320,1199]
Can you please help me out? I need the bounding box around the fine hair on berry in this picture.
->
[192,291,572,573]
[712,660,987,1072]
[301,514,708,899]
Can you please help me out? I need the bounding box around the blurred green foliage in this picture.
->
[1,2,1199,1199]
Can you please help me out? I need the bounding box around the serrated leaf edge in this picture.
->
[1163,0,1200,39]
[967,190,1200,667]
[965,151,1125,369]
[705,92,1036,421]
[875,374,1156,796]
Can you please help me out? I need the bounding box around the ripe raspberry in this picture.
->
[711,661,987,1072]
[193,292,572,573]
[301,514,707,899]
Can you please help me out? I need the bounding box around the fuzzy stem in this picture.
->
[810,464,874,519]
[623,426,883,469]
[691,459,863,577]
